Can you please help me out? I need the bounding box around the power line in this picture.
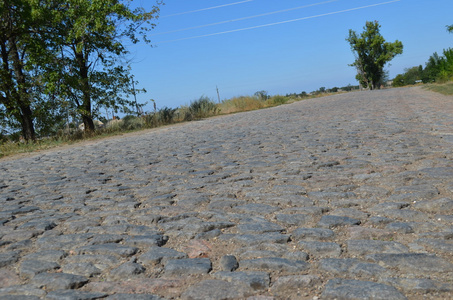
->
[156,0,401,44]
[161,0,254,18]
[152,0,338,37]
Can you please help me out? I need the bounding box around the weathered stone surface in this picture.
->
[347,240,409,256]
[239,257,309,273]
[30,272,88,291]
[220,255,239,271]
[291,228,335,241]
[270,275,321,296]
[213,271,270,290]
[19,260,60,279]
[322,278,407,300]
[180,279,252,300]
[318,215,361,228]
[138,247,187,266]
[163,258,212,276]
[105,294,164,300]
[366,253,453,274]
[45,290,107,300]
[299,241,342,257]
[2,88,453,299]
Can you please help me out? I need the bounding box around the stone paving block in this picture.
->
[319,258,390,278]
[299,241,342,257]
[62,262,102,277]
[76,244,138,258]
[274,214,312,226]
[163,258,212,276]
[219,255,239,271]
[236,222,284,234]
[291,228,335,241]
[239,257,309,273]
[218,233,290,246]
[45,289,107,300]
[347,239,409,255]
[0,251,20,268]
[105,294,164,300]
[180,279,252,300]
[138,247,188,266]
[30,272,88,291]
[366,253,453,274]
[0,285,47,298]
[270,275,321,296]
[381,277,453,294]
[108,262,146,281]
[321,278,407,300]
[213,271,270,290]
[19,260,60,279]
[317,215,361,228]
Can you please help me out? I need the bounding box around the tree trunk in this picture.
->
[9,36,36,141]
[76,50,95,132]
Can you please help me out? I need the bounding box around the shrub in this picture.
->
[266,95,289,106]
[185,96,219,121]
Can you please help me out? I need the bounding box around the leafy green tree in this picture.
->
[347,21,403,90]
[0,0,40,141]
[45,0,161,133]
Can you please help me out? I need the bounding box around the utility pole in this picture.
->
[216,86,221,103]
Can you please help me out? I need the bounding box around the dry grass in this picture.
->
[424,81,453,96]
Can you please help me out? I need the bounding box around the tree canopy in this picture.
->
[0,0,162,141]
[347,21,403,90]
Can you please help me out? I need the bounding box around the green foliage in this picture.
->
[254,90,269,101]
[266,95,289,106]
[185,96,219,121]
[347,21,403,90]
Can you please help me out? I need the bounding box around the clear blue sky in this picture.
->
[127,0,453,111]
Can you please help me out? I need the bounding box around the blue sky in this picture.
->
[127,0,453,111]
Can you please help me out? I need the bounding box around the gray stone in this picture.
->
[236,222,284,234]
[164,258,212,276]
[180,279,252,300]
[0,285,46,298]
[299,241,342,257]
[109,262,146,280]
[45,290,107,300]
[105,295,164,300]
[366,253,453,274]
[76,244,138,258]
[0,251,20,267]
[219,233,290,246]
[270,275,321,296]
[413,197,453,214]
[62,262,102,277]
[291,228,335,241]
[23,250,66,262]
[382,277,453,293]
[239,257,309,273]
[318,215,361,228]
[347,240,409,255]
[19,260,60,279]
[274,214,311,226]
[220,255,239,271]
[319,258,389,277]
[31,272,88,291]
[138,247,188,266]
[385,222,414,233]
[213,271,270,290]
[322,278,407,300]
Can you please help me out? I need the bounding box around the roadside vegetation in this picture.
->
[1,8,451,159]
[0,85,358,158]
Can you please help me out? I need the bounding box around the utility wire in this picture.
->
[156,0,401,44]
[152,0,338,36]
[162,0,254,18]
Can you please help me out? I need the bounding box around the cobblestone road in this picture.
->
[1,87,453,300]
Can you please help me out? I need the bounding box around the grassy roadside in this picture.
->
[423,81,453,96]
[0,91,341,159]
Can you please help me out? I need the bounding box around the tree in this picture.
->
[347,21,403,90]
[0,0,40,141]
[45,0,161,133]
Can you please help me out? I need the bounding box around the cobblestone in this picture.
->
[1,87,453,299]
